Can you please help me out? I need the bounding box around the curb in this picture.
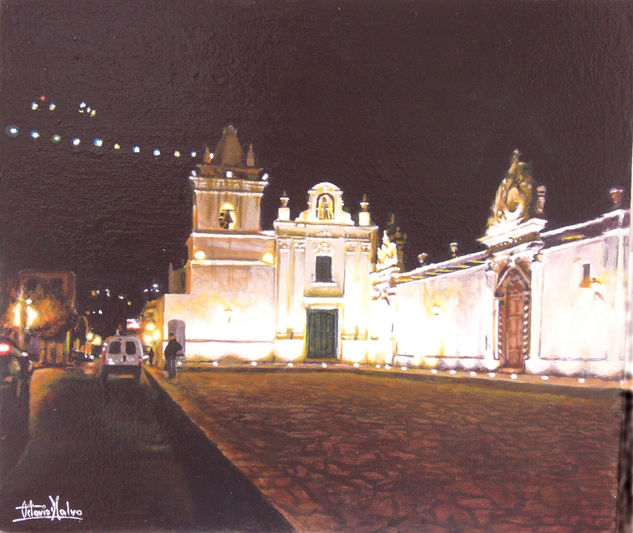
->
[144,368,295,532]
[173,361,622,390]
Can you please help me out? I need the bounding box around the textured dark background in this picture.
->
[1,0,632,309]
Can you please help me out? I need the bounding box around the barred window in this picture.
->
[316,256,332,282]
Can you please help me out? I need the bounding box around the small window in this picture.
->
[125,341,137,355]
[582,263,591,282]
[108,341,122,354]
[219,203,236,229]
[316,256,332,282]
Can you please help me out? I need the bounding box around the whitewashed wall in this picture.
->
[531,234,627,376]
[163,263,276,360]
[393,265,490,368]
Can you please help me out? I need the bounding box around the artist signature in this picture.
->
[13,495,83,522]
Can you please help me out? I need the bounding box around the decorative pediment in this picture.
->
[296,182,354,225]
[479,150,547,249]
[487,150,534,230]
[377,231,398,270]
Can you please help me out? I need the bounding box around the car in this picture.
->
[70,350,94,363]
[0,336,34,401]
[100,335,144,383]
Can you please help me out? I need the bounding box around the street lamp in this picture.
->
[26,305,37,327]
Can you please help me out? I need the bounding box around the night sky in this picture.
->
[1,0,632,311]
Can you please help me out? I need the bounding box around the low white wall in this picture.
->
[393,266,489,367]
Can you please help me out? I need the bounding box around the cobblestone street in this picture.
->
[147,367,624,532]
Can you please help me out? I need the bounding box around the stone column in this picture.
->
[360,242,373,341]
[276,240,291,337]
[292,240,306,337]
[484,263,497,362]
[343,243,357,337]
[529,256,544,362]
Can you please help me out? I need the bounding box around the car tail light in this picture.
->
[0,342,11,355]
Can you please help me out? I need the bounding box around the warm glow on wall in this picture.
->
[261,252,274,264]
[26,306,37,327]
[194,250,206,260]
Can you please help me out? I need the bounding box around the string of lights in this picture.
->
[4,94,201,160]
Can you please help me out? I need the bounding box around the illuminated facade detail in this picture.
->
[160,127,377,363]
[494,267,531,369]
[162,125,275,359]
[377,231,398,268]
[218,203,236,230]
[155,140,627,379]
[274,182,378,362]
[486,149,535,229]
[393,151,628,379]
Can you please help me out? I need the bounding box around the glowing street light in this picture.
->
[26,306,37,327]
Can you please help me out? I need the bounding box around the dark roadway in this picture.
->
[0,366,292,532]
[0,363,627,532]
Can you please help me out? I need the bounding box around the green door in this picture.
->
[306,309,337,359]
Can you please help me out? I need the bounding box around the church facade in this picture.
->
[148,128,629,379]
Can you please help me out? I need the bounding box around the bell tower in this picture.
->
[190,125,268,232]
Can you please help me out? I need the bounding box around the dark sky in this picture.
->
[1,0,632,310]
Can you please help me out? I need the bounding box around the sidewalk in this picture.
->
[145,363,622,532]
[168,359,623,389]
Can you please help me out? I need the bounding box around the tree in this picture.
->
[4,281,77,341]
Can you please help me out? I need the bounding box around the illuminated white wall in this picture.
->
[163,263,276,360]
[274,234,375,361]
[393,266,490,368]
[531,234,627,376]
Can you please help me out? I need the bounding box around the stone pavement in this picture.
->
[146,364,624,532]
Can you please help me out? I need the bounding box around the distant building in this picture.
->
[149,129,628,379]
[17,270,77,364]
[19,270,76,307]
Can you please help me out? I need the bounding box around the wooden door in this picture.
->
[503,279,526,368]
[306,309,337,359]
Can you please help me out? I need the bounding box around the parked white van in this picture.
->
[100,335,144,383]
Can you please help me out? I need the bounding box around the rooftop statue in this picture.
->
[377,231,398,269]
[486,149,535,229]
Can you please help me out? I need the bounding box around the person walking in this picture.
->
[147,346,154,366]
[163,333,182,378]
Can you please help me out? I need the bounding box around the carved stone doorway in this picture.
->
[496,269,530,370]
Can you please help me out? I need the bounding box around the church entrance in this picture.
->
[496,269,530,370]
[306,309,338,359]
